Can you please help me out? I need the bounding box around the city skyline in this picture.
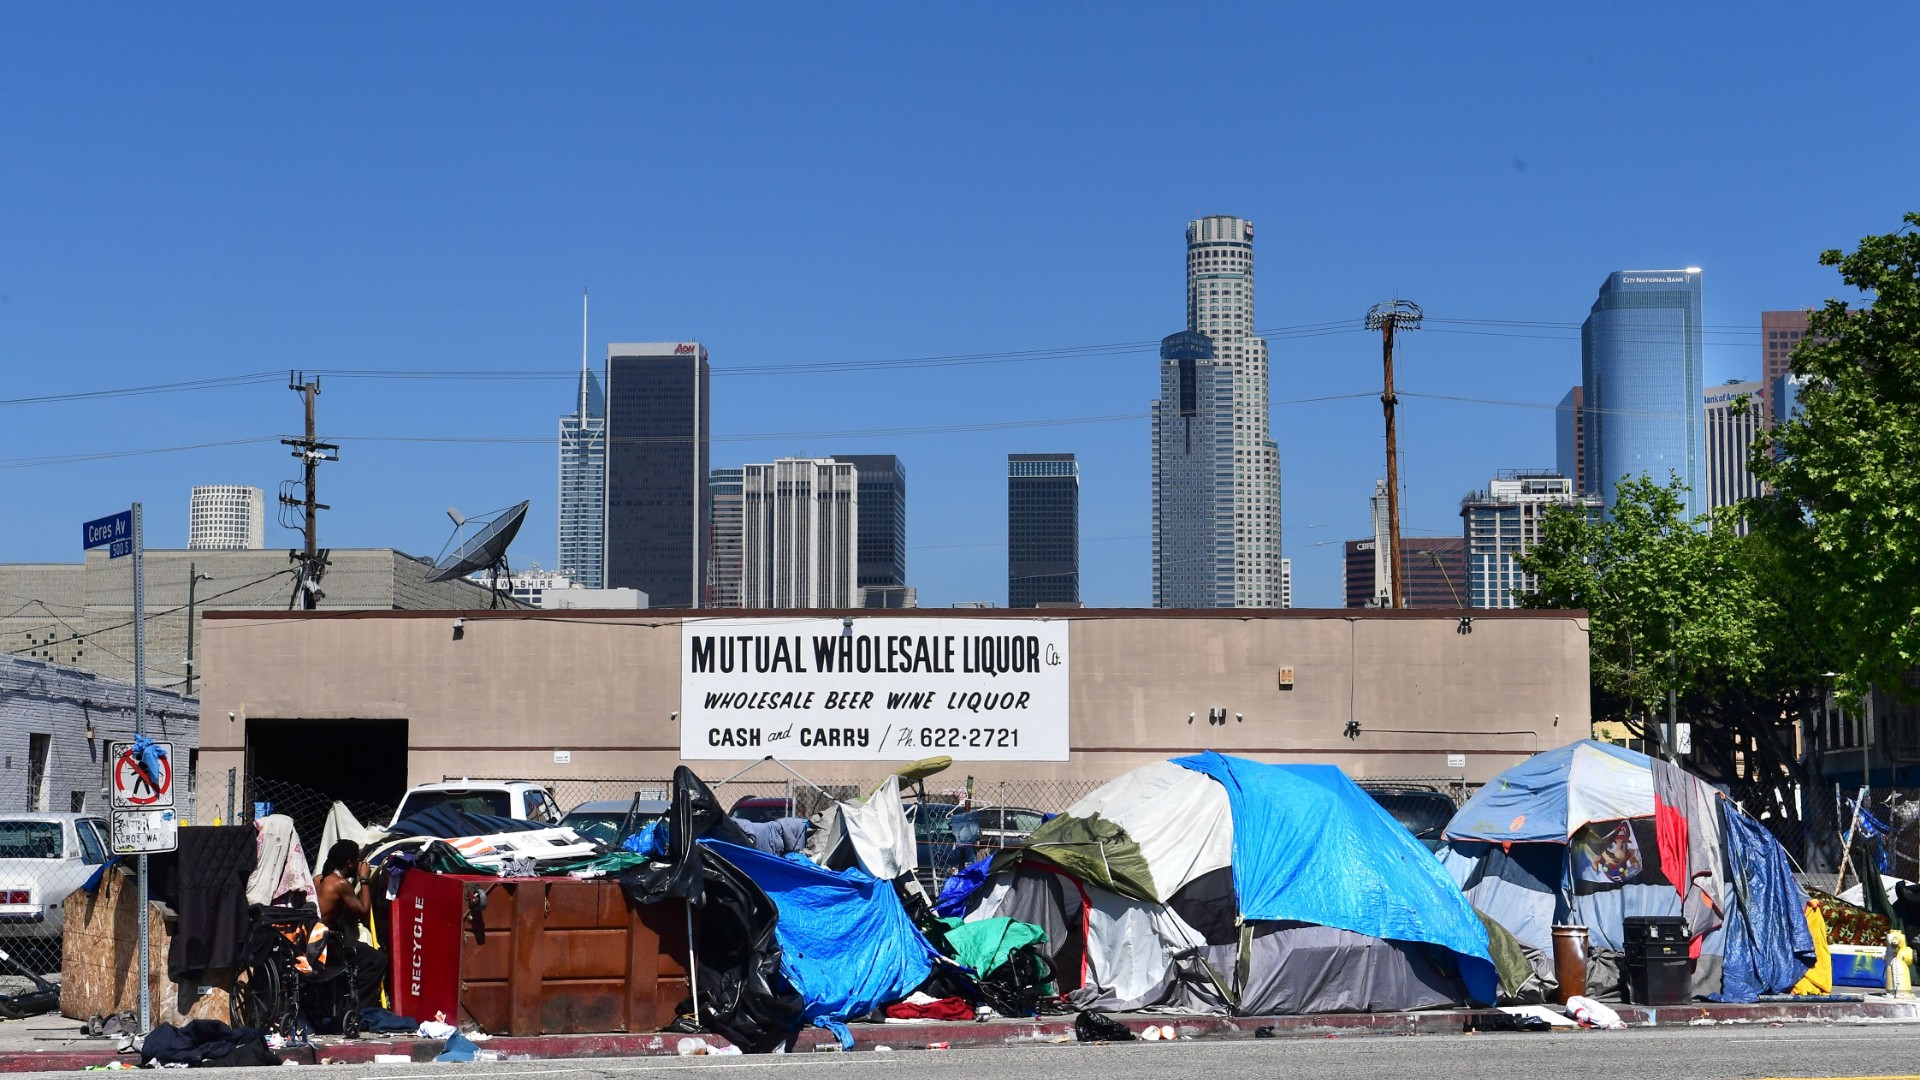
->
[3,6,1912,608]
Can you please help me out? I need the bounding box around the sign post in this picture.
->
[85,505,151,1033]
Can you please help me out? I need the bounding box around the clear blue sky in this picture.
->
[3,4,1915,608]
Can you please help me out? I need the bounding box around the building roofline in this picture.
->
[205,606,1587,623]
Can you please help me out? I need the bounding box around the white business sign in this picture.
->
[681,617,1070,761]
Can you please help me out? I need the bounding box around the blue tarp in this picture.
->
[1712,800,1816,1002]
[701,841,939,1045]
[1174,751,1499,1006]
[932,855,994,919]
[1444,739,1648,843]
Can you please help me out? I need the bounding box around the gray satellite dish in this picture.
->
[427,500,529,607]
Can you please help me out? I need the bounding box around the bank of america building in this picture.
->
[1580,269,1705,518]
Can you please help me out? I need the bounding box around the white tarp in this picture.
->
[843,775,918,878]
[1565,742,1656,835]
[1060,760,1234,901]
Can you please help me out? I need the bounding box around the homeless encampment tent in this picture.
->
[958,751,1499,1014]
[1439,740,1813,1002]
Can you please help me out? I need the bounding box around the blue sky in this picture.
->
[3,4,1915,608]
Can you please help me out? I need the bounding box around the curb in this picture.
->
[5,1000,1915,1071]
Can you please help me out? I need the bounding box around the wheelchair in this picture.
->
[232,905,362,1039]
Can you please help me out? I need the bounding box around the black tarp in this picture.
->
[386,808,545,840]
[614,767,799,1052]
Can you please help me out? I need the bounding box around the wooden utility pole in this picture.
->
[1365,300,1422,609]
[279,373,338,610]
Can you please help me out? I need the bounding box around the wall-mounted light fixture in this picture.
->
[1343,720,1362,740]
[452,618,466,640]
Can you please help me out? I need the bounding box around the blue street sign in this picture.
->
[83,510,133,554]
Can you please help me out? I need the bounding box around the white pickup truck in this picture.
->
[387,780,561,828]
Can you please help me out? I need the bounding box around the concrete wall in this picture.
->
[0,549,509,691]
[0,655,200,817]
[196,608,1590,798]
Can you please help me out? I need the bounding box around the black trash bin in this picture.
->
[1622,915,1690,1004]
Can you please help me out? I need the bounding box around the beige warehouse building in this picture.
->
[196,607,1590,817]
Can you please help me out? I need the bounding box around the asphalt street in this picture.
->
[15,1024,1920,1080]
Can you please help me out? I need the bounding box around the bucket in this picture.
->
[1552,924,1590,1003]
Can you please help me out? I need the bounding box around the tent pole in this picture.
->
[685,900,701,1028]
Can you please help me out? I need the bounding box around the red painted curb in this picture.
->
[0,1000,1909,1071]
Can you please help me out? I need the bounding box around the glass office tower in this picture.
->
[1008,454,1079,608]
[1581,269,1705,518]
[605,342,709,607]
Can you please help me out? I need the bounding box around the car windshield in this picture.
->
[562,811,660,845]
[730,801,793,824]
[0,821,63,859]
[1365,791,1455,845]
[396,790,511,820]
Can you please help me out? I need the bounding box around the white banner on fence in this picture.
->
[680,617,1070,761]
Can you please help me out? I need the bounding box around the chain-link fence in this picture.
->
[245,776,396,868]
[1753,784,1920,897]
[0,816,106,986]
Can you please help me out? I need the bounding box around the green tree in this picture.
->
[1519,475,1770,733]
[1750,212,1920,708]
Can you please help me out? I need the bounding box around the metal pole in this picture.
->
[1381,322,1405,610]
[1666,686,1678,764]
[185,562,198,696]
[226,767,235,826]
[132,503,151,1034]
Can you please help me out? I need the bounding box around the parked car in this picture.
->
[388,781,561,828]
[561,799,669,846]
[950,806,1047,852]
[1359,785,1459,852]
[728,796,798,823]
[0,814,110,944]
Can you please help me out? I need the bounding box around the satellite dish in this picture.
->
[427,500,529,607]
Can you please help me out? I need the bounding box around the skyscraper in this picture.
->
[707,468,744,608]
[557,297,607,588]
[1368,478,1393,607]
[1704,379,1766,513]
[1761,309,1810,419]
[1279,558,1293,609]
[741,458,859,609]
[1581,269,1705,518]
[1555,386,1587,493]
[605,342,709,608]
[1459,472,1600,608]
[1151,215,1283,607]
[1008,454,1079,608]
[188,486,264,550]
[1342,538,1466,608]
[831,455,907,592]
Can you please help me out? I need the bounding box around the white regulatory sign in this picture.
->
[681,617,1070,761]
[110,808,179,854]
[108,741,173,809]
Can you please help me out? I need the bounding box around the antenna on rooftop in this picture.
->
[428,500,530,608]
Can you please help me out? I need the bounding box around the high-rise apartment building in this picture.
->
[605,342,709,608]
[1008,454,1079,608]
[1761,310,1810,419]
[188,486,264,550]
[1555,386,1587,493]
[1582,269,1705,518]
[1343,538,1466,608]
[1151,215,1283,608]
[741,458,858,609]
[1459,472,1601,608]
[831,455,907,592]
[707,468,744,608]
[557,310,607,588]
[1704,380,1766,513]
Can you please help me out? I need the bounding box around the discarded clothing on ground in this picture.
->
[883,996,973,1021]
[140,1021,280,1068]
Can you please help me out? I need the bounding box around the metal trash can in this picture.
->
[1622,915,1690,1004]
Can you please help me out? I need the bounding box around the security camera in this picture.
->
[670,711,680,722]
[227,711,236,722]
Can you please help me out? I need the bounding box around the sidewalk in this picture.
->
[3,998,1917,1071]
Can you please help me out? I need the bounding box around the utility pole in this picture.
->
[279,374,338,610]
[184,563,210,696]
[1365,300,1422,609]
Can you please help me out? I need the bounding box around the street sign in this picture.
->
[82,510,134,555]
[110,809,178,855]
[109,741,173,809]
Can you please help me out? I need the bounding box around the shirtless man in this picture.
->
[315,841,386,1009]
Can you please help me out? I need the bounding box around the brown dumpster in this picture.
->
[391,872,688,1035]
